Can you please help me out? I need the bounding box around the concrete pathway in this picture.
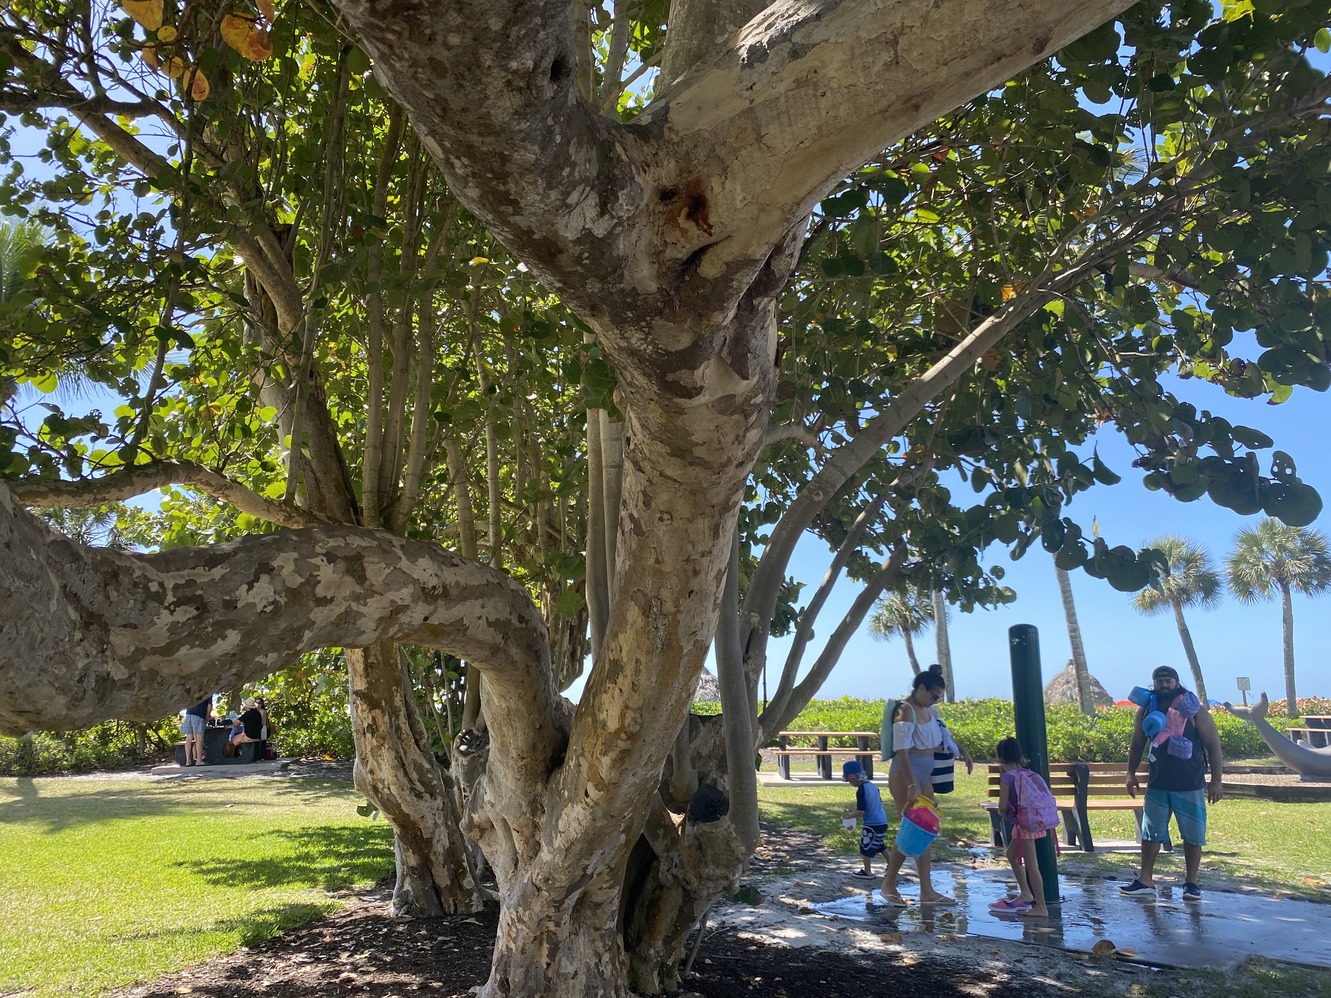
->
[148,759,293,778]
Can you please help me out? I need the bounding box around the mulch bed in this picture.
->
[111,822,1070,998]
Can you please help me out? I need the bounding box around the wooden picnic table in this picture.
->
[772,730,878,780]
[1288,716,1331,748]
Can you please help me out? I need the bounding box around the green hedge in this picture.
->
[740,697,1287,761]
[0,718,179,776]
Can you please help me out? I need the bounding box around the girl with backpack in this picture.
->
[991,736,1058,918]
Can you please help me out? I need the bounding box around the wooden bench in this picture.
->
[772,731,877,780]
[1285,727,1331,749]
[981,761,1167,853]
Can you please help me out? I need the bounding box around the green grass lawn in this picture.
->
[760,767,1331,898]
[4,768,1328,997]
[0,776,393,996]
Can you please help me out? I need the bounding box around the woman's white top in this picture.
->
[892,703,959,753]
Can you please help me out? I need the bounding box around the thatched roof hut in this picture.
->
[1043,659,1114,708]
[693,667,721,704]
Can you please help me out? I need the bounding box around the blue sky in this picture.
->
[768,369,1331,707]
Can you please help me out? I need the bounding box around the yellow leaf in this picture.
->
[257,0,276,21]
[162,55,186,79]
[156,24,177,43]
[141,43,159,71]
[221,13,274,61]
[1001,284,1017,302]
[121,0,163,31]
[184,66,210,101]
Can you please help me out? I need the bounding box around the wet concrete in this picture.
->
[805,866,1331,970]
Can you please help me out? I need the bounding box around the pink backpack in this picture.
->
[1011,767,1059,836]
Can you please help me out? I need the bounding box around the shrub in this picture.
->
[0,718,178,777]
[776,698,1285,762]
[1265,696,1331,718]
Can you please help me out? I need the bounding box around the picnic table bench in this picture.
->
[173,724,268,767]
[1287,718,1331,749]
[981,761,1165,853]
[772,731,877,780]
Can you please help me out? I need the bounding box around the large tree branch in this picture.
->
[8,461,328,529]
[331,0,1136,337]
[0,482,550,734]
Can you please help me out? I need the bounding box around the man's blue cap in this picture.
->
[842,760,864,777]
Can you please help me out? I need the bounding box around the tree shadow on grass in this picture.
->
[117,901,333,949]
[1,777,367,832]
[183,824,394,893]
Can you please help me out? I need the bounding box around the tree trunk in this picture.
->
[621,798,744,994]
[903,631,922,675]
[347,643,483,917]
[1055,565,1095,716]
[932,588,954,699]
[1280,581,1299,717]
[1169,597,1208,705]
[482,874,627,998]
[621,716,741,995]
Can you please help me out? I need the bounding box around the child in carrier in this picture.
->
[990,737,1059,918]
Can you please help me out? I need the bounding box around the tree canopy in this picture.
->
[4,1,1331,995]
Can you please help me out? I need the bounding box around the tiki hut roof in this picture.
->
[1043,659,1114,708]
[693,667,721,704]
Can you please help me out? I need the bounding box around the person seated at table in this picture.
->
[223,697,267,756]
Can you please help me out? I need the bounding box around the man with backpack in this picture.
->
[1122,666,1224,901]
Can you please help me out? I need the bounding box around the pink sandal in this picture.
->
[989,898,1032,911]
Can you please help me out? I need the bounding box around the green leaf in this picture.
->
[820,189,868,217]
[1231,425,1274,450]
[1316,27,1331,54]
[554,589,584,618]
[1091,450,1121,485]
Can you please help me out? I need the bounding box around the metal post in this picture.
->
[1008,624,1060,908]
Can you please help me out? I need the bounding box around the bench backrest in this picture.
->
[985,762,1142,799]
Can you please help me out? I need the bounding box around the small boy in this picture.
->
[841,760,888,878]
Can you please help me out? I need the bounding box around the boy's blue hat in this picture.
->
[842,760,864,777]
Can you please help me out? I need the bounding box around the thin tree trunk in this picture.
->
[585,382,611,650]
[932,588,954,700]
[716,528,758,852]
[347,642,482,917]
[902,631,921,675]
[1281,581,1299,717]
[1056,565,1095,716]
[1170,597,1208,705]
[600,413,624,580]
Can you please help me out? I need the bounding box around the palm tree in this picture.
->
[0,220,46,407]
[1131,535,1222,704]
[931,587,954,701]
[1054,563,1096,716]
[1226,519,1331,717]
[868,584,934,678]
[0,219,44,303]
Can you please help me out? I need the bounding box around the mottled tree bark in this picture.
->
[0,486,546,733]
[4,1,1142,993]
[349,643,483,916]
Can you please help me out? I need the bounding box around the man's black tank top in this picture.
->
[1147,715,1208,791]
